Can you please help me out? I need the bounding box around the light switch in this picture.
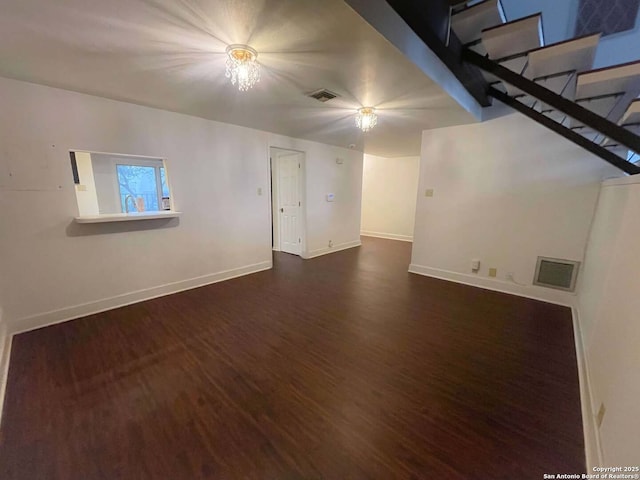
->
[257,187,263,196]
[425,189,434,197]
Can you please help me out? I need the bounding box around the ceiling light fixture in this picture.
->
[225,44,260,91]
[355,107,378,132]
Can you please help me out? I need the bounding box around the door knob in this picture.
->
[280,208,284,213]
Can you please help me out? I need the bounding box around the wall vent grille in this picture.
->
[307,89,339,102]
[533,257,581,292]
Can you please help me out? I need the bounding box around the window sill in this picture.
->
[74,211,181,224]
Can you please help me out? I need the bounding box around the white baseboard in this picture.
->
[571,306,603,470]
[360,231,413,242]
[302,240,362,260]
[408,264,576,308]
[8,260,273,335]
[0,308,12,424]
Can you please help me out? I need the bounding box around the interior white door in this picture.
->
[278,154,300,255]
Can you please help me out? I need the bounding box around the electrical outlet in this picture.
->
[76,184,87,192]
[328,240,333,248]
[489,268,497,278]
[257,187,263,196]
[596,403,606,428]
[425,189,434,197]
[471,259,480,272]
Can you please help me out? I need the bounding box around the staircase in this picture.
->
[451,0,640,175]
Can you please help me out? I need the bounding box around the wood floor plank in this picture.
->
[0,237,584,479]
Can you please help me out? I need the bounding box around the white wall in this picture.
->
[0,77,363,332]
[410,113,621,304]
[267,139,362,259]
[361,154,420,242]
[92,153,122,214]
[577,176,640,466]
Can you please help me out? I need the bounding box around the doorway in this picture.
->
[270,147,305,256]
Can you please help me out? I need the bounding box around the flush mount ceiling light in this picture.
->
[355,107,378,132]
[225,44,260,91]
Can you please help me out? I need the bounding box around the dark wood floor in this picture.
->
[0,237,584,479]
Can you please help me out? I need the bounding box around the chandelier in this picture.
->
[225,45,261,91]
[355,107,378,132]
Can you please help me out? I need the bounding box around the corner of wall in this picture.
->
[570,306,603,471]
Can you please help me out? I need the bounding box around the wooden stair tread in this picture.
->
[621,99,640,125]
[481,13,544,60]
[527,34,600,80]
[451,0,506,45]
[577,61,640,100]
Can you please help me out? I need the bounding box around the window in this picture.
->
[69,151,172,217]
[117,164,169,213]
[575,0,640,38]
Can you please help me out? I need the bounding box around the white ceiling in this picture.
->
[0,0,478,157]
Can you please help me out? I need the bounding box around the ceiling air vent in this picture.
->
[307,89,339,103]
[533,257,581,292]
